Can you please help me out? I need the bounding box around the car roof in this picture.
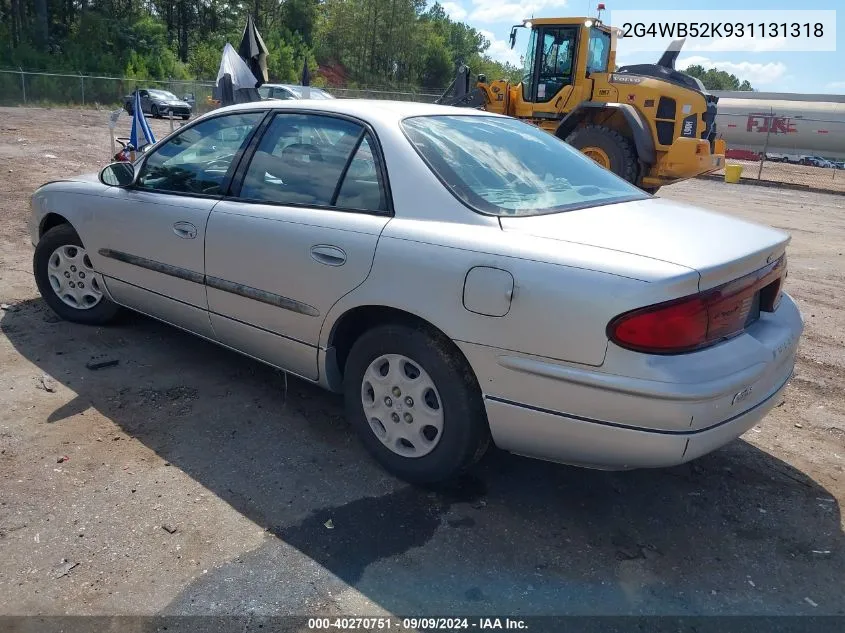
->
[263,83,327,90]
[213,99,504,122]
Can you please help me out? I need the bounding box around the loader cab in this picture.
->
[513,19,613,108]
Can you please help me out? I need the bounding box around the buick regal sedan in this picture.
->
[29,100,803,483]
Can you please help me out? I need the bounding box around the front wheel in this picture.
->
[343,323,490,484]
[566,124,639,185]
[151,104,159,118]
[33,224,120,325]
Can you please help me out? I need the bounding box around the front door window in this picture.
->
[135,112,264,195]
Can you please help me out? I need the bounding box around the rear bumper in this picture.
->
[458,293,802,469]
[483,366,791,470]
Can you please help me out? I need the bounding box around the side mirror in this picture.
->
[99,162,136,187]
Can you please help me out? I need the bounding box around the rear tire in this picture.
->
[566,124,639,185]
[151,104,159,118]
[343,323,490,484]
[33,224,120,326]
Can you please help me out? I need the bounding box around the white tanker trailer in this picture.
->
[712,91,845,163]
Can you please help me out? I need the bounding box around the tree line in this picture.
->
[0,0,521,89]
[683,65,754,92]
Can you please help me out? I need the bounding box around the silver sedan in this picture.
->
[29,100,803,483]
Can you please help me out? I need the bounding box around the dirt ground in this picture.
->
[0,107,844,618]
[716,158,845,193]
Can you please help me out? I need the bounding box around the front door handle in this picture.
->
[310,244,347,266]
[173,221,197,239]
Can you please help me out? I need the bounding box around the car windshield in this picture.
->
[286,86,334,100]
[401,115,647,217]
[149,90,178,100]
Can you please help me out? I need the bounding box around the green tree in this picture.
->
[0,0,525,92]
[683,64,754,91]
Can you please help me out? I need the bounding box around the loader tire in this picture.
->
[566,124,639,185]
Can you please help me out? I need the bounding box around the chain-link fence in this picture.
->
[0,69,442,111]
[714,110,845,193]
[0,69,219,115]
[329,86,441,102]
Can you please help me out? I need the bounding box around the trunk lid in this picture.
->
[498,197,790,289]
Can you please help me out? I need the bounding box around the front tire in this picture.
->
[151,104,160,118]
[566,124,639,185]
[343,323,490,484]
[33,224,120,325]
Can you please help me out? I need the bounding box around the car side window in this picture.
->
[239,113,383,209]
[335,136,386,212]
[135,112,264,195]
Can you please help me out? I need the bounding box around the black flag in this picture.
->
[301,56,311,87]
[237,14,268,87]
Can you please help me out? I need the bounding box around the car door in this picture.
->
[205,111,392,380]
[138,89,151,113]
[92,110,266,338]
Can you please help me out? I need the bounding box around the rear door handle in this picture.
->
[173,221,197,239]
[310,244,347,266]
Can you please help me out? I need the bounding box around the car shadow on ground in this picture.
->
[2,298,843,616]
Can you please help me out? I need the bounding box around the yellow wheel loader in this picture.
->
[438,17,726,192]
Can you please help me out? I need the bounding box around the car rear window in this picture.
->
[401,115,647,217]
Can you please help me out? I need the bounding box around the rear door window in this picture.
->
[238,113,387,212]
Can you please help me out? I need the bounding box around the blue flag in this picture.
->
[129,90,156,150]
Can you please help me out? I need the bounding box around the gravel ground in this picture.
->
[0,107,843,618]
[716,159,845,193]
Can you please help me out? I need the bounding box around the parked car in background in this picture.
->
[258,83,335,101]
[798,155,833,168]
[725,148,762,161]
[834,161,845,170]
[123,89,192,120]
[29,100,803,483]
[764,152,792,163]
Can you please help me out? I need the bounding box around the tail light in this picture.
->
[608,255,786,354]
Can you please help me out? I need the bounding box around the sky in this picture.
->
[435,0,844,94]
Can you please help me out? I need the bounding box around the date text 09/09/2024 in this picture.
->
[307,617,528,630]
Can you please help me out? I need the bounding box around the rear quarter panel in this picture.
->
[321,218,699,368]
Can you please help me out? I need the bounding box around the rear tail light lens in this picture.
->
[608,255,786,354]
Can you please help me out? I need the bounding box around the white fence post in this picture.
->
[79,72,85,105]
[757,109,773,181]
[19,67,26,103]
